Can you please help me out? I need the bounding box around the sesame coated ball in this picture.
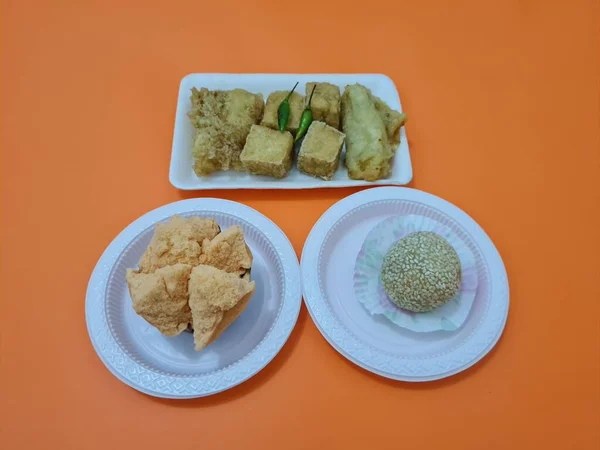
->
[380,231,461,312]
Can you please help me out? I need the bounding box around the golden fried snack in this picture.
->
[341,84,394,181]
[261,90,305,135]
[305,82,341,129]
[138,216,220,273]
[225,89,266,147]
[199,225,253,275]
[240,125,294,178]
[188,265,256,351]
[126,264,192,336]
[297,121,345,180]
[188,87,264,174]
[192,127,235,176]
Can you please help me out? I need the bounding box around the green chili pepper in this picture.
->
[294,84,316,142]
[277,82,298,132]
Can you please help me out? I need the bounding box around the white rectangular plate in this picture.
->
[169,73,412,190]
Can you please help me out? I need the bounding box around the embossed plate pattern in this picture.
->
[86,199,301,398]
[301,187,509,382]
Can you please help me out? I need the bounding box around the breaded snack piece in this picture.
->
[341,84,394,181]
[126,264,192,336]
[297,121,345,180]
[260,90,304,135]
[373,95,405,146]
[189,88,264,147]
[188,265,256,351]
[305,82,341,129]
[188,88,226,129]
[139,216,221,273]
[191,127,233,176]
[240,125,294,178]
[199,225,253,275]
[188,87,264,174]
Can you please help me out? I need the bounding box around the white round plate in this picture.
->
[86,199,301,398]
[301,187,509,382]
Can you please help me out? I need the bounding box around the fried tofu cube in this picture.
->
[297,121,345,180]
[306,82,341,129]
[261,91,304,134]
[240,125,294,178]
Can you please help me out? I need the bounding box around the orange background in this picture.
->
[1,0,599,449]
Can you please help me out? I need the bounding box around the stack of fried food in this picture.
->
[187,82,406,182]
[189,88,264,175]
[125,216,255,351]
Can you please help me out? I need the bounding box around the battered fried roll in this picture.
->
[373,95,404,146]
[341,84,394,181]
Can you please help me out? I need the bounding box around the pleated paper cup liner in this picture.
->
[353,214,478,332]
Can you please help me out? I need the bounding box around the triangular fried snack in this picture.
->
[188,264,256,351]
[125,263,192,336]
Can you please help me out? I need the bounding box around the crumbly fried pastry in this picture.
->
[126,264,192,336]
[126,216,256,351]
[188,87,264,174]
[188,265,256,351]
[139,216,221,273]
[192,127,236,176]
[199,225,253,275]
